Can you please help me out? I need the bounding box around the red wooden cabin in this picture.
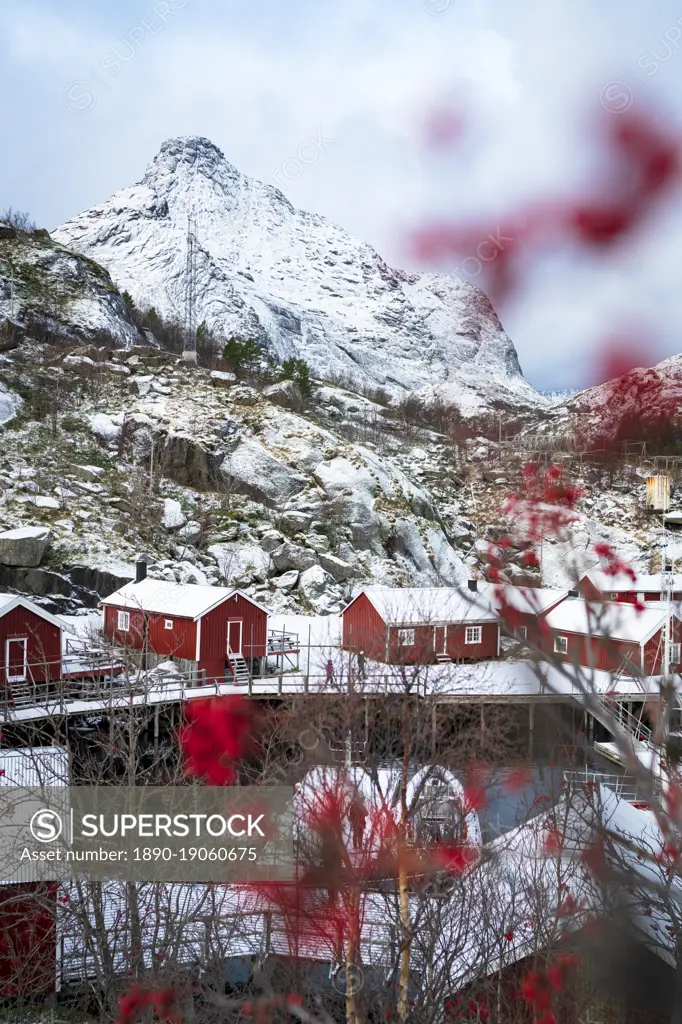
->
[478,583,568,641]
[580,569,682,603]
[100,569,269,682]
[342,585,500,665]
[0,594,63,688]
[542,597,682,675]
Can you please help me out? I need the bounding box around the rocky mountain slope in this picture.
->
[534,354,682,446]
[53,137,542,416]
[0,333,665,619]
[0,343,481,614]
[0,225,142,348]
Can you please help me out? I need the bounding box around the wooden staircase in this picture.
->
[228,654,250,685]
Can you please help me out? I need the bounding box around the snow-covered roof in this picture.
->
[348,587,498,626]
[545,597,666,644]
[100,578,270,620]
[583,569,682,593]
[478,582,568,616]
[0,593,65,631]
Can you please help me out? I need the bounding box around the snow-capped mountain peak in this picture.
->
[54,135,542,415]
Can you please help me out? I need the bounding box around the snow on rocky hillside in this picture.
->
[0,347,477,615]
[0,226,142,348]
[536,354,682,445]
[54,137,542,416]
[0,339,666,616]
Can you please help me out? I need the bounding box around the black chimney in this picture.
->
[136,559,147,584]
[468,579,478,592]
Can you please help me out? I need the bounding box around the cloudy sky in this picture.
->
[2,0,682,390]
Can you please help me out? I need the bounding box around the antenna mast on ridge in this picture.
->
[183,212,198,363]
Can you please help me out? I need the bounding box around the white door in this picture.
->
[227,620,243,656]
[6,638,28,682]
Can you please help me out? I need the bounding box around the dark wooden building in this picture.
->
[342,586,500,664]
[543,597,681,675]
[101,570,269,683]
[580,569,682,603]
[0,594,63,687]
[478,583,568,641]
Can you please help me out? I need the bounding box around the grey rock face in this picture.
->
[263,380,304,411]
[271,543,318,572]
[298,565,341,613]
[0,526,52,567]
[222,439,307,507]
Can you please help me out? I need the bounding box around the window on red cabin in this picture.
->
[398,628,415,646]
[117,610,130,631]
[554,635,568,655]
[164,619,173,630]
[515,626,527,641]
[465,626,482,645]
[670,643,681,665]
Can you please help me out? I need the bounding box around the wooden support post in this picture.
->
[154,704,159,759]
[529,703,535,761]
[480,703,485,739]
[431,703,437,760]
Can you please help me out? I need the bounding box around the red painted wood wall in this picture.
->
[342,594,388,661]
[342,595,499,664]
[104,593,268,680]
[0,606,61,684]
[103,605,198,661]
[544,619,682,675]
[444,621,499,661]
[198,592,268,679]
[0,883,56,997]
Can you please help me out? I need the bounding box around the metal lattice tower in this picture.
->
[183,213,198,363]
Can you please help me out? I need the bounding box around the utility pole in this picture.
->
[183,213,198,364]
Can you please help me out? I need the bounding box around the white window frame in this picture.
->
[117,610,130,632]
[398,628,415,646]
[554,635,568,655]
[164,619,174,631]
[5,637,28,683]
[670,643,681,665]
[465,626,482,645]
[515,626,528,641]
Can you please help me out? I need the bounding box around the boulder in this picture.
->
[176,520,202,545]
[208,543,271,586]
[210,370,237,386]
[271,543,318,573]
[271,570,300,592]
[263,380,304,411]
[298,565,341,614]
[318,552,355,582]
[174,560,208,586]
[74,464,105,483]
[163,499,186,530]
[307,533,331,554]
[259,529,285,553]
[280,510,313,534]
[230,385,259,405]
[222,439,307,507]
[0,385,21,425]
[0,526,52,567]
[88,412,123,443]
